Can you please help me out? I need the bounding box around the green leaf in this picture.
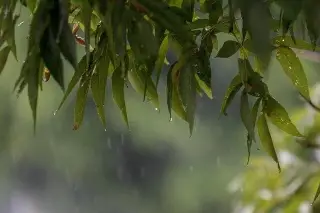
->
[128,63,159,109]
[0,46,11,75]
[195,74,212,99]
[257,113,281,172]
[56,54,88,112]
[252,98,262,129]
[313,182,320,204]
[167,62,175,120]
[220,74,242,116]
[240,90,255,164]
[178,62,197,136]
[215,40,241,58]
[90,54,109,129]
[82,0,92,67]
[276,46,310,100]
[112,66,129,128]
[273,36,319,51]
[263,96,303,137]
[240,90,255,142]
[155,35,169,87]
[58,20,77,70]
[181,0,195,22]
[40,28,64,90]
[73,73,91,130]
[27,48,41,133]
[188,19,209,30]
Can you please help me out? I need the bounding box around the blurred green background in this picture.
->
[1,7,320,213]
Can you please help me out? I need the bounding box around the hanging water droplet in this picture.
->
[53,110,58,116]
[155,108,159,111]
[169,117,173,122]
[104,129,107,132]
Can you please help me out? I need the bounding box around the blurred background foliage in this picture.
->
[1,3,320,213]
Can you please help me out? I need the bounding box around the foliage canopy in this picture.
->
[1,0,320,178]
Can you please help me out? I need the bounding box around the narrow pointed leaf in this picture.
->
[313,182,320,204]
[90,55,109,128]
[220,74,242,116]
[57,55,87,111]
[263,96,303,137]
[155,35,169,87]
[58,20,77,69]
[276,46,310,100]
[240,90,255,142]
[73,75,91,130]
[0,46,11,74]
[112,67,129,127]
[257,113,281,172]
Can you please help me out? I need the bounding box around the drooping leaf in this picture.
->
[0,46,11,75]
[257,113,281,172]
[57,54,88,111]
[155,35,169,87]
[128,63,159,109]
[178,62,197,135]
[276,46,310,100]
[39,28,64,90]
[220,74,242,116]
[313,182,320,204]
[73,73,91,130]
[263,96,303,137]
[215,40,241,58]
[240,90,255,142]
[252,98,262,129]
[273,36,319,51]
[303,0,320,48]
[112,66,129,128]
[195,74,212,99]
[90,54,109,128]
[181,0,195,22]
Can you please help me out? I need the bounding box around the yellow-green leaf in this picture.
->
[313,182,320,204]
[257,113,281,172]
[263,96,303,137]
[276,46,310,100]
[155,35,169,87]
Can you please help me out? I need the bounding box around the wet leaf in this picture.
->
[263,96,303,137]
[313,182,320,204]
[73,74,91,130]
[90,54,109,128]
[128,63,159,109]
[0,46,11,75]
[40,28,64,90]
[240,90,255,142]
[220,74,242,116]
[57,55,88,111]
[273,36,318,51]
[257,113,281,172]
[276,46,310,100]
[58,20,77,69]
[155,35,169,87]
[178,62,197,136]
[215,40,241,58]
[195,74,212,99]
[112,66,129,128]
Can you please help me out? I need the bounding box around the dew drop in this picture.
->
[288,66,292,70]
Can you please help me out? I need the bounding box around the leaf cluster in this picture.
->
[1,0,320,173]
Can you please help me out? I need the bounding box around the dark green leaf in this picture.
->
[257,113,281,172]
[90,54,109,129]
[40,28,64,90]
[263,96,303,137]
[58,21,77,69]
[178,62,197,135]
[215,40,240,58]
[195,74,212,99]
[220,74,242,116]
[276,46,310,100]
[181,0,195,22]
[273,36,319,51]
[188,19,209,30]
[73,74,91,130]
[112,66,129,128]
[0,46,11,75]
[240,90,255,142]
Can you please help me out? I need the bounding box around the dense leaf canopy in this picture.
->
[1,0,320,180]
